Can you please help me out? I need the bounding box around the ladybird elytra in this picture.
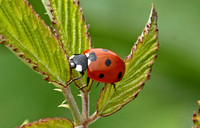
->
[68,48,125,85]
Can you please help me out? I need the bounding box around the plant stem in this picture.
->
[62,87,82,126]
[88,111,99,124]
[81,91,89,127]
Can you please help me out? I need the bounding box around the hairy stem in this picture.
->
[81,91,89,127]
[88,111,100,124]
[62,87,82,126]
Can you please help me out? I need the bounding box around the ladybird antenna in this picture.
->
[66,72,84,86]
[111,83,116,91]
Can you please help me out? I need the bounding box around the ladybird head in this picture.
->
[69,54,88,73]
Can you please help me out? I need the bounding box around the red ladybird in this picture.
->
[68,48,125,87]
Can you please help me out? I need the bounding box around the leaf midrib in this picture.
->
[1,3,66,86]
[98,84,115,116]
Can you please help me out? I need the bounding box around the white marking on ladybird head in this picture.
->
[88,59,91,66]
[85,53,89,57]
[75,65,83,72]
[70,62,75,67]
[69,55,75,60]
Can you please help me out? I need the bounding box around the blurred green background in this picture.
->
[0,0,200,128]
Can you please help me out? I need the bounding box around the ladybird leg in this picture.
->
[79,77,90,90]
[96,82,100,88]
[79,76,90,90]
[67,72,84,86]
[86,77,90,87]
[79,85,87,90]
[111,83,116,91]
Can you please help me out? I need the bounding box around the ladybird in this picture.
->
[68,48,125,88]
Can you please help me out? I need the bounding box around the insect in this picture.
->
[68,48,125,90]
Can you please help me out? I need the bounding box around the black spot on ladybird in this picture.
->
[102,49,108,52]
[99,73,104,78]
[88,52,97,61]
[105,59,111,66]
[118,72,122,79]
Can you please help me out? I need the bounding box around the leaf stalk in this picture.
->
[62,87,82,126]
[81,91,89,124]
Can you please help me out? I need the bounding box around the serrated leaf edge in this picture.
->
[0,0,70,87]
[125,4,159,61]
[0,34,6,43]
[18,117,74,128]
[42,0,93,90]
[192,100,200,128]
[97,83,144,117]
[42,0,92,51]
[96,4,159,117]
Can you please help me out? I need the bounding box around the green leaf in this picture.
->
[193,101,200,128]
[19,117,74,128]
[42,0,91,56]
[0,0,70,87]
[42,0,92,89]
[97,5,159,116]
